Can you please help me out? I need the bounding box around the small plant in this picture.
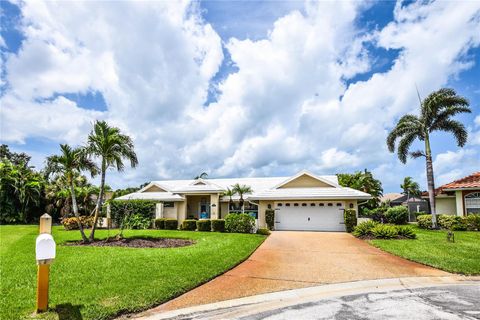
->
[154,218,166,229]
[182,219,197,231]
[164,219,178,230]
[197,219,211,232]
[371,224,399,239]
[353,220,379,237]
[396,226,417,239]
[265,209,275,230]
[385,206,409,225]
[225,213,255,233]
[62,216,94,231]
[417,214,433,229]
[344,209,357,233]
[256,228,271,235]
[211,219,225,232]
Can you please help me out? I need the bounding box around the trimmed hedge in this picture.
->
[256,228,271,235]
[465,214,480,231]
[154,218,166,229]
[122,214,151,229]
[385,206,409,225]
[417,214,433,229]
[197,219,211,232]
[182,219,197,231]
[211,219,225,232]
[225,213,255,233]
[62,216,94,230]
[164,219,178,230]
[265,209,275,230]
[417,214,480,231]
[344,209,357,233]
[109,200,156,228]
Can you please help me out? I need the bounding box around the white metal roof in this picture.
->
[247,187,372,200]
[115,192,184,201]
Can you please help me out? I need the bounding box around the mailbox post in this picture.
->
[35,214,56,313]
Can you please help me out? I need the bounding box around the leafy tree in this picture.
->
[400,177,421,200]
[337,169,383,210]
[232,184,253,213]
[0,144,31,165]
[86,120,138,241]
[387,88,471,228]
[222,187,236,212]
[45,144,98,242]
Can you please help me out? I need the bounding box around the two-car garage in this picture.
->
[274,201,346,232]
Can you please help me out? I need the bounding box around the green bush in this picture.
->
[109,200,156,228]
[225,213,255,233]
[385,206,409,225]
[256,228,271,235]
[344,209,357,233]
[182,219,197,231]
[164,219,178,230]
[438,215,467,231]
[417,214,433,229]
[465,214,480,231]
[154,218,166,229]
[352,220,379,237]
[211,219,225,232]
[265,209,275,230]
[396,225,417,239]
[197,219,211,232]
[62,216,94,230]
[122,214,151,229]
[371,224,399,239]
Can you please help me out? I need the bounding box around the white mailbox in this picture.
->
[35,234,56,263]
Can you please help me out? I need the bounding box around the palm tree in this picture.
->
[400,177,420,200]
[232,184,253,213]
[45,144,97,242]
[10,162,43,223]
[222,187,236,212]
[86,120,138,241]
[387,88,471,228]
[194,172,208,179]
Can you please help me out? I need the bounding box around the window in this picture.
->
[336,203,342,207]
[286,203,291,207]
[465,192,480,214]
[328,203,333,207]
[302,203,307,207]
[277,203,283,207]
[294,203,299,207]
[164,202,174,208]
[349,203,354,209]
[310,203,316,206]
[319,203,324,206]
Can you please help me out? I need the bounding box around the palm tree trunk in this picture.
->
[70,179,88,242]
[240,196,244,214]
[89,161,106,241]
[425,134,437,229]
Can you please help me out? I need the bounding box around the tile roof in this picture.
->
[423,172,480,196]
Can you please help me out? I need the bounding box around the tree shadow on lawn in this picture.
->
[54,303,84,320]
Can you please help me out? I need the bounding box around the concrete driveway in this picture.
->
[135,231,449,316]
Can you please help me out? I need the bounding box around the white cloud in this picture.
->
[1,0,479,191]
[433,149,479,185]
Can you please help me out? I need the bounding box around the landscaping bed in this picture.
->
[65,237,195,248]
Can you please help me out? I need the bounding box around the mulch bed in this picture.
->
[65,237,195,248]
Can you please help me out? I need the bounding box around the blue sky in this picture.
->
[1,0,479,192]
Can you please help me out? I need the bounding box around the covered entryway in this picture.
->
[274,201,345,231]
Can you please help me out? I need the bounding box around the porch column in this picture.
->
[210,194,220,220]
[155,203,164,219]
[455,191,464,216]
[177,201,187,223]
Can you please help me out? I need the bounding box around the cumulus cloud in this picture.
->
[1,0,479,190]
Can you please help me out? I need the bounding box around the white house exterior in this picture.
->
[116,170,371,232]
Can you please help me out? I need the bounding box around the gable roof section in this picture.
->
[138,182,170,193]
[274,170,339,189]
[442,172,480,190]
[248,187,371,200]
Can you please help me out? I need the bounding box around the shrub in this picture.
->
[438,215,467,231]
[197,219,211,232]
[122,214,151,229]
[417,214,433,229]
[256,228,271,235]
[371,224,399,239]
[62,216,94,230]
[352,220,379,237]
[265,209,275,230]
[465,214,480,231]
[385,206,409,225]
[154,218,166,229]
[225,213,255,233]
[211,219,225,232]
[182,219,197,231]
[396,226,417,239]
[109,200,156,228]
[344,209,357,233]
[164,219,178,230]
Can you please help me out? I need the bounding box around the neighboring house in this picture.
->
[381,193,430,221]
[116,170,371,231]
[422,172,480,216]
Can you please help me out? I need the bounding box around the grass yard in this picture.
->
[370,226,480,275]
[0,225,266,320]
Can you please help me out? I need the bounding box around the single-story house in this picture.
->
[381,193,430,221]
[422,172,480,216]
[116,170,371,231]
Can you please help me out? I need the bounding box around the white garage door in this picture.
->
[274,202,346,232]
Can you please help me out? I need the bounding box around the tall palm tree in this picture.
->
[86,120,138,241]
[45,144,97,242]
[232,183,253,213]
[387,88,471,228]
[222,187,236,212]
[400,177,420,200]
[194,172,208,179]
[10,162,43,223]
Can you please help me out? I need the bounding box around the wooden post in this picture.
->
[37,213,52,313]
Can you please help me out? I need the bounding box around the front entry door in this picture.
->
[199,199,210,219]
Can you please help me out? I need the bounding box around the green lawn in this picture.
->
[370,226,480,275]
[0,225,265,320]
